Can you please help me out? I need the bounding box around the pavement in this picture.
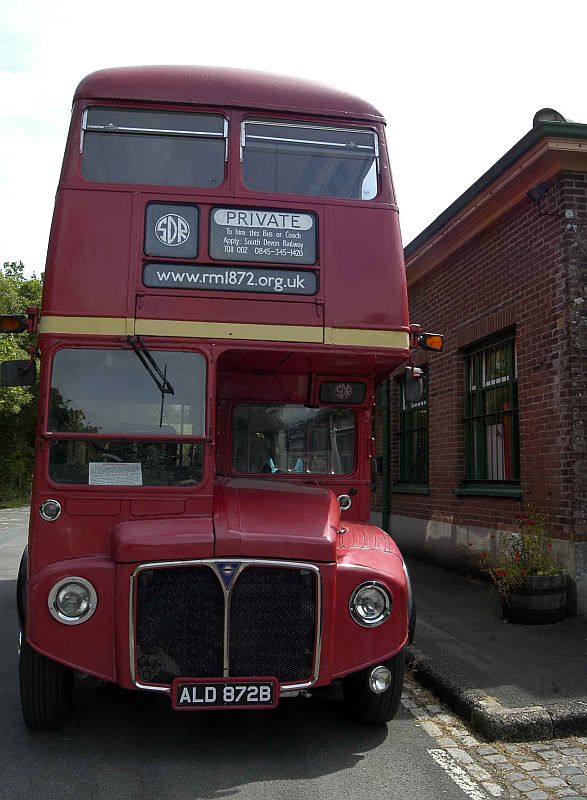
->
[405,557,587,742]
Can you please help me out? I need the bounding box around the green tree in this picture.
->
[0,261,43,503]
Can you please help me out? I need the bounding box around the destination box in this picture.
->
[209,207,317,265]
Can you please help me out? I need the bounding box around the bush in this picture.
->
[0,261,42,503]
[480,508,565,605]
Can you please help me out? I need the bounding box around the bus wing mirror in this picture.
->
[0,360,37,387]
[404,366,424,403]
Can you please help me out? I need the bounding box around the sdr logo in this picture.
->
[334,383,353,401]
[155,214,190,246]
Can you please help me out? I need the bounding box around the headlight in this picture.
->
[48,577,97,625]
[349,582,391,627]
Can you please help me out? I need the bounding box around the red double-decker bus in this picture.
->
[2,66,440,730]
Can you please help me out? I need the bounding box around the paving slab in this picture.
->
[406,557,587,741]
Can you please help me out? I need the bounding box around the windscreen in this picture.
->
[82,107,226,187]
[48,440,204,487]
[242,120,378,200]
[233,404,355,475]
[47,348,206,487]
[49,348,206,435]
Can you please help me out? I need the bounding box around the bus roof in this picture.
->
[74,66,385,124]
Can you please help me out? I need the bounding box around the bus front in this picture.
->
[4,67,419,730]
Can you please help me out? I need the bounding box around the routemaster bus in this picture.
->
[1,66,441,730]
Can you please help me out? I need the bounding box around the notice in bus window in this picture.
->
[209,208,316,265]
[89,462,143,485]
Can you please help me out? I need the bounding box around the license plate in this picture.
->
[172,678,278,710]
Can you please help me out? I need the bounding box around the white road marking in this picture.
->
[427,749,488,800]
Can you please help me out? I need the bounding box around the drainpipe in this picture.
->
[381,377,391,533]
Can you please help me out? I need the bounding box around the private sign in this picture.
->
[213,209,313,231]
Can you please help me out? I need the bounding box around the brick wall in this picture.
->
[560,174,587,539]
[371,385,383,514]
[374,171,587,544]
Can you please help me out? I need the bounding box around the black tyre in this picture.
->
[408,594,417,644]
[19,638,73,730]
[16,547,28,631]
[342,649,405,725]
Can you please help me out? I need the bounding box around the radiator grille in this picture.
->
[229,567,316,682]
[134,563,318,685]
[135,566,224,684]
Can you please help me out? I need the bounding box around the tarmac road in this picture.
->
[0,507,491,800]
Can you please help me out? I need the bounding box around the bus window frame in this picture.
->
[239,116,381,203]
[45,437,208,491]
[44,342,209,438]
[78,102,230,191]
[229,401,358,479]
[68,102,395,207]
[41,341,212,491]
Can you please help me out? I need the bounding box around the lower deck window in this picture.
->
[49,440,204,487]
[47,346,207,487]
[49,347,206,435]
[233,404,355,475]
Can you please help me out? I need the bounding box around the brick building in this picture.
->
[372,111,587,615]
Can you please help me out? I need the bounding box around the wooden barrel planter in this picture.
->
[504,574,567,624]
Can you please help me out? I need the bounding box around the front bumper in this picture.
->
[27,553,408,694]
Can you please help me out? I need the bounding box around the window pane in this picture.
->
[49,440,204,486]
[484,342,510,385]
[398,371,428,483]
[233,404,355,475]
[86,107,225,136]
[463,332,519,483]
[243,121,378,200]
[49,349,206,436]
[83,108,226,187]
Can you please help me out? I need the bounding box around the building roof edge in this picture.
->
[404,121,587,260]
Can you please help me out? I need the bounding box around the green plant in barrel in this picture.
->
[481,509,566,622]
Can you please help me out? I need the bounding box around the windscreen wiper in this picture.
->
[127,336,175,427]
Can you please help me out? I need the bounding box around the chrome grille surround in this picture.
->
[129,559,322,696]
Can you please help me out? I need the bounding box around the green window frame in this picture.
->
[460,330,520,495]
[397,366,429,486]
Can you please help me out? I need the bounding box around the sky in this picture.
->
[2,0,587,277]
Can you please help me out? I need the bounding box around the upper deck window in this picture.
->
[241,120,379,200]
[81,107,227,188]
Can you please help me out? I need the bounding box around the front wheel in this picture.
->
[341,649,405,725]
[19,638,73,730]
